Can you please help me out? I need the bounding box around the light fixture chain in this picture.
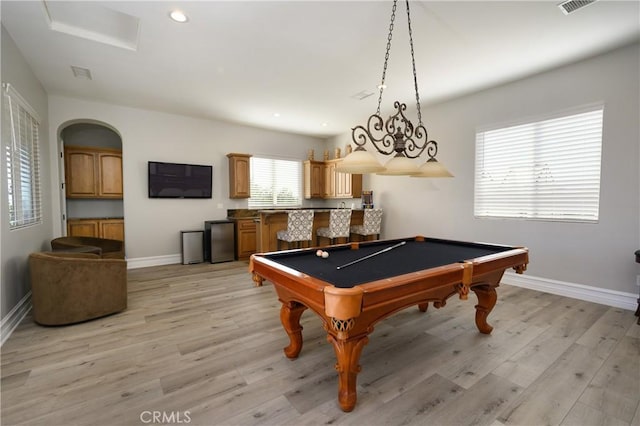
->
[376,0,398,116]
[405,0,423,126]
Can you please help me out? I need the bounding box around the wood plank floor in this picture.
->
[1,261,639,426]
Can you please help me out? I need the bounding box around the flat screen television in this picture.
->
[148,161,212,199]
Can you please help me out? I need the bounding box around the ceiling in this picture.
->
[2,1,639,138]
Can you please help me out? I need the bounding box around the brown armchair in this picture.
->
[51,236,125,259]
[29,251,127,326]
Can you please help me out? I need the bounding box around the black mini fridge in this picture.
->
[204,220,235,263]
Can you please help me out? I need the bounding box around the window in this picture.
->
[474,106,603,222]
[3,83,42,229]
[249,156,302,208]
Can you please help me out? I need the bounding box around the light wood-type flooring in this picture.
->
[1,261,639,426]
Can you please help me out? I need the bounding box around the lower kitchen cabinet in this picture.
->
[235,218,257,260]
[67,218,125,241]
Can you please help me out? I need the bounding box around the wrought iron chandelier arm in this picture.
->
[351,114,396,156]
[425,140,439,160]
[402,123,429,159]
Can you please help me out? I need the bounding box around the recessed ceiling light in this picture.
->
[169,10,188,23]
[321,122,328,127]
[273,113,281,118]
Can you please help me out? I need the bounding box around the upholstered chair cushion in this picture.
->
[317,209,352,241]
[277,210,315,243]
[350,208,383,237]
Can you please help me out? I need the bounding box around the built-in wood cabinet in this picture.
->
[323,161,336,198]
[332,159,362,198]
[67,218,124,241]
[304,159,362,199]
[99,219,126,241]
[67,218,99,238]
[235,218,257,260]
[65,146,123,199]
[304,160,325,199]
[227,153,252,198]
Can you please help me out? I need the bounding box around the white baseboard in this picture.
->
[127,254,181,270]
[1,291,32,347]
[502,271,638,312]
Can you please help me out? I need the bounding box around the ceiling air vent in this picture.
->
[351,90,374,101]
[558,0,597,15]
[71,66,92,80]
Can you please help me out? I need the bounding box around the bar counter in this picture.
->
[256,209,368,252]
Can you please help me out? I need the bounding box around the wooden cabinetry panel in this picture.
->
[235,219,257,260]
[303,159,362,200]
[98,154,123,197]
[67,219,99,238]
[227,153,252,198]
[323,162,336,198]
[67,218,124,241]
[100,219,125,241]
[304,160,324,199]
[65,146,122,199]
[65,151,98,197]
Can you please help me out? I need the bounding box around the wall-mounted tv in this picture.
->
[148,161,212,199]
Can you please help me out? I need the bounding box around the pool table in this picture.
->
[249,236,529,412]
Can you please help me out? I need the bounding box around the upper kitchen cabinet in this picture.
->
[227,153,252,198]
[304,158,362,200]
[65,146,123,199]
[303,160,325,199]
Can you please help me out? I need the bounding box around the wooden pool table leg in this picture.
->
[327,333,369,412]
[471,285,497,334]
[280,301,307,358]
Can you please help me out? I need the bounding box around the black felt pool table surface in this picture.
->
[264,238,514,288]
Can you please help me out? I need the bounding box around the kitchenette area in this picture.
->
[225,207,374,260]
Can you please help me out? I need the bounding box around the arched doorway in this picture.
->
[58,121,125,246]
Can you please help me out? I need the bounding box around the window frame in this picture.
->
[474,104,604,223]
[3,83,43,230]
[248,155,303,209]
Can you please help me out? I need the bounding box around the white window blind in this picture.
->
[474,107,603,222]
[249,156,302,208]
[3,83,42,229]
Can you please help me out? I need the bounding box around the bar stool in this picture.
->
[317,209,352,246]
[350,208,383,241]
[277,210,315,250]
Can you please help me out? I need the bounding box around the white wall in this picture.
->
[48,96,328,260]
[330,42,640,295]
[1,26,52,322]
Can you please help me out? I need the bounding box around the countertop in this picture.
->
[227,207,362,219]
[257,208,362,215]
[68,217,124,220]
